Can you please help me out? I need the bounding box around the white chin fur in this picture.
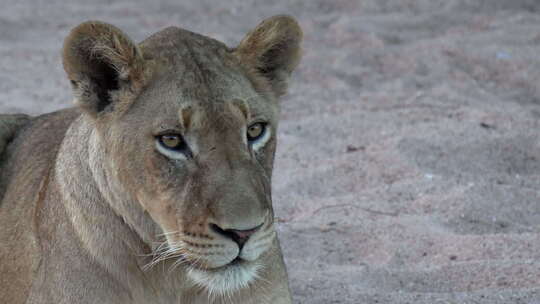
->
[187,261,262,297]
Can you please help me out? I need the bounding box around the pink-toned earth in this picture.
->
[1,0,540,303]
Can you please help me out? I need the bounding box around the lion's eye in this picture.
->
[158,134,185,150]
[247,122,266,142]
[155,133,191,160]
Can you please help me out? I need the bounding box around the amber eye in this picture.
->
[158,134,185,150]
[247,122,266,142]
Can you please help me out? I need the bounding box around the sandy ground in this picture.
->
[2,0,540,303]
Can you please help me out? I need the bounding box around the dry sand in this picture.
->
[1,0,540,303]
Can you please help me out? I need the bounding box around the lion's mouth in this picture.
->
[227,256,244,267]
[189,255,249,272]
[186,255,262,295]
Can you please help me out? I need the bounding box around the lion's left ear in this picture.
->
[62,21,147,117]
[235,15,303,97]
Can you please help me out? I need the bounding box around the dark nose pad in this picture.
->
[210,223,263,250]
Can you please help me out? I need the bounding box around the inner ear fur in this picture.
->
[235,15,303,97]
[62,21,146,116]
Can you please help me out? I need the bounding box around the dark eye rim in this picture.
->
[155,133,191,156]
[247,122,267,142]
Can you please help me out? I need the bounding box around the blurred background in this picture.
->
[2,0,540,303]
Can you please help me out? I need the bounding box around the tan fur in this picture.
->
[0,114,30,209]
[0,15,301,304]
[0,114,30,153]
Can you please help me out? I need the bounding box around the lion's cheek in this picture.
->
[136,189,179,234]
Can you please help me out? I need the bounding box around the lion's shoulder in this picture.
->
[0,108,80,303]
[0,108,80,200]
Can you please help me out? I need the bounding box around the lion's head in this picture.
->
[61,16,301,295]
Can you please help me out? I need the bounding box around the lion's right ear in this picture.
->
[62,21,146,117]
[235,15,302,97]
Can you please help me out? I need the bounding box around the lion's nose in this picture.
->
[210,223,263,249]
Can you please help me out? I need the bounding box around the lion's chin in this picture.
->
[187,258,263,296]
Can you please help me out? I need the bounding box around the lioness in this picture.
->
[0,15,301,304]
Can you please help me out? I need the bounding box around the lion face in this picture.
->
[108,79,278,293]
[62,17,301,294]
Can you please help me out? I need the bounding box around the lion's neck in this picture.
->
[56,117,150,244]
[54,117,191,299]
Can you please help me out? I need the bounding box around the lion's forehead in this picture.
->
[124,26,279,143]
[137,77,272,126]
[141,26,247,93]
[136,27,265,112]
